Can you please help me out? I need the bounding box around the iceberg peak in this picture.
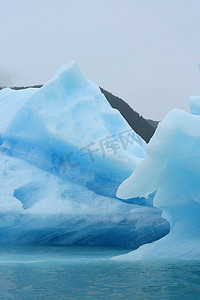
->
[48,61,87,92]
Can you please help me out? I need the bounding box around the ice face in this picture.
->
[0,62,169,247]
[116,109,200,259]
[0,152,169,247]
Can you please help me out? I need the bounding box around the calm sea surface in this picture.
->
[0,245,199,300]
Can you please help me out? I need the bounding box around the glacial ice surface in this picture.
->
[116,107,200,259]
[0,62,169,247]
[189,96,200,115]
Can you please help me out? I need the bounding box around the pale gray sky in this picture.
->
[0,0,200,120]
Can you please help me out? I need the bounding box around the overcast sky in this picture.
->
[0,0,200,120]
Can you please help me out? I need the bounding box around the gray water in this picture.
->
[0,245,199,300]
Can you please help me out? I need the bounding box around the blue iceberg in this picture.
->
[116,104,200,259]
[0,62,169,247]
